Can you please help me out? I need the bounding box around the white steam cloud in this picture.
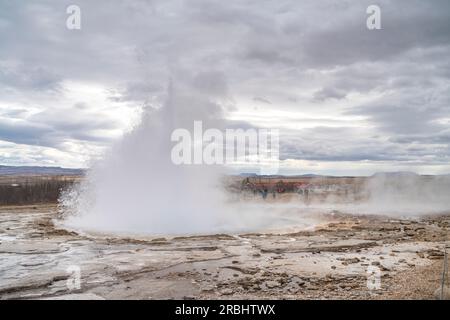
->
[61,73,232,235]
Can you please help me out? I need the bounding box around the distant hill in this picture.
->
[0,165,84,176]
[238,173,330,178]
[371,171,419,178]
[239,172,446,179]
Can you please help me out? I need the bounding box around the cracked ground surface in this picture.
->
[0,204,449,300]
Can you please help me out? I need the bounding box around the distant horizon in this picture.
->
[2,164,450,178]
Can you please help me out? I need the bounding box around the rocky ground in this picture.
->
[0,204,448,300]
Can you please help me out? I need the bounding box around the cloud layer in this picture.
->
[0,0,449,174]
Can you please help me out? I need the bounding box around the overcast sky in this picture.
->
[0,0,449,175]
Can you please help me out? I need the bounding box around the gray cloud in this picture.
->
[313,87,347,101]
[0,102,121,150]
[0,0,449,173]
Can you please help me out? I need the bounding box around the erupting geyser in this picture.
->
[60,76,230,235]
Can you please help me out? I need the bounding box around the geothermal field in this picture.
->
[0,81,449,301]
[0,172,449,300]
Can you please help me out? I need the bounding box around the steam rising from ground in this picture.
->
[352,173,450,216]
[270,172,450,219]
[61,75,232,235]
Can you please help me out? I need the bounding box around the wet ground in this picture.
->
[0,204,448,300]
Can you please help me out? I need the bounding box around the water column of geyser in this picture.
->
[62,77,229,235]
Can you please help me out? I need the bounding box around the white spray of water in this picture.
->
[61,75,233,235]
